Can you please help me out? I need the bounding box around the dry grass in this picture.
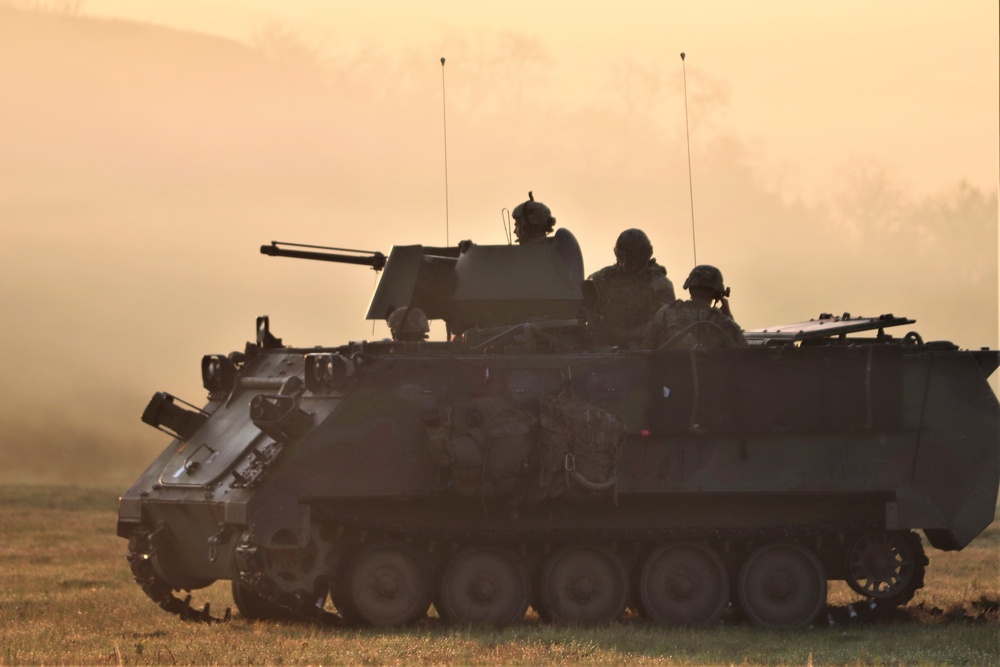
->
[0,486,997,665]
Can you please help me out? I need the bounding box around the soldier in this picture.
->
[586,228,676,346]
[511,192,556,245]
[642,264,746,349]
[387,306,430,342]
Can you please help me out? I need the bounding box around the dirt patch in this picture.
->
[824,596,1000,626]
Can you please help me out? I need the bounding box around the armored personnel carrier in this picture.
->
[119,232,999,629]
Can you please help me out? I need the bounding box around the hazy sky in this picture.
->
[0,1,997,487]
[84,0,999,199]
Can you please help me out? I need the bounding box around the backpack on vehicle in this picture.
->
[425,397,536,499]
[537,391,626,501]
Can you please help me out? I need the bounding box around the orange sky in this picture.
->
[84,0,999,199]
[0,2,996,487]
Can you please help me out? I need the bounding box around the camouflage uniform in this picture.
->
[642,299,746,349]
[587,261,676,346]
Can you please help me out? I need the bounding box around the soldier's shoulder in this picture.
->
[705,307,734,322]
[643,262,673,287]
[644,260,668,278]
[709,311,746,344]
[649,274,674,292]
[652,298,685,319]
[587,264,618,281]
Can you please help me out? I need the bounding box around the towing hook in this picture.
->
[207,526,231,563]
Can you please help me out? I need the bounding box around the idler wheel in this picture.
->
[845,530,926,609]
[738,542,827,629]
[438,546,530,626]
[335,541,431,627]
[638,542,730,626]
[539,544,629,624]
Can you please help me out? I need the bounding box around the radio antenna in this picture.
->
[440,57,450,246]
[681,52,697,265]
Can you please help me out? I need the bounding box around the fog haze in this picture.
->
[0,3,996,489]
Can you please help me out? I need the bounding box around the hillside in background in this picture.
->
[0,5,995,489]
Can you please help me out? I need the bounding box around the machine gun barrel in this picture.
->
[260,241,387,271]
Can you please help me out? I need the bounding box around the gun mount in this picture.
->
[261,230,586,337]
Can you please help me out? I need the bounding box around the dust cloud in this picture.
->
[0,5,996,489]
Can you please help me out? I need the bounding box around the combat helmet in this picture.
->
[387,306,430,341]
[614,228,653,270]
[511,191,555,243]
[683,265,729,299]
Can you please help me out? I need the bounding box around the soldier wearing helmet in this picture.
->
[511,192,556,245]
[387,306,430,342]
[642,264,746,349]
[585,229,676,346]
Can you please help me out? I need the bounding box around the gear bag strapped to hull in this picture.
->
[538,391,627,500]
[425,397,536,498]
[425,392,626,502]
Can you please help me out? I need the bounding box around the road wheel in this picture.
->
[539,544,629,624]
[738,541,827,629]
[438,546,530,626]
[335,541,432,627]
[638,542,729,626]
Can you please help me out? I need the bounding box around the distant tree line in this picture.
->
[1,0,84,14]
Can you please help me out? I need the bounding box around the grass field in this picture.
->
[0,486,997,666]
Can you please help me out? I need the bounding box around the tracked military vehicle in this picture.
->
[119,231,1000,629]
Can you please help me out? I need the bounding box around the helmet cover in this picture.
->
[682,265,726,297]
[613,228,653,267]
[387,306,430,340]
[511,191,555,237]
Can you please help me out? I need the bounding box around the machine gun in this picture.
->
[260,241,387,271]
[259,232,586,334]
